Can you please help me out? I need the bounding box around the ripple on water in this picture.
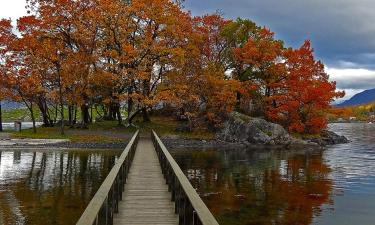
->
[169,123,375,225]
[0,149,119,225]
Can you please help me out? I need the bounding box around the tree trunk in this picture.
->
[29,103,37,134]
[60,102,64,135]
[142,107,150,122]
[95,105,103,118]
[90,106,93,123]
[125,108,142,125]
[74,106,77,124]
[68,105,73,126]
[37,98,52,127]
[115,104,122,125]
[57,63,65,135]
[236,92,242,110]
[55,103,58,123]
[0,102,3,132]
[81,104,90,126]
[128,97,133,119]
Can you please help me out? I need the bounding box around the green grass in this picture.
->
[291,132,321,139]
[2,108,40,122]
[9,116,215,142]
[9,126,124,143]
[1,106,127,123]
[129,116,215,139]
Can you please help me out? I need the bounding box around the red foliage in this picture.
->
[267,41,344,134]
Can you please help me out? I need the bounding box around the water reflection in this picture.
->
[0,149,119,225]
[172,148,334,225]
[1,122,43,131]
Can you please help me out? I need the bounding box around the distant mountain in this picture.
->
[337,88,375,107]
[0,101,24,109]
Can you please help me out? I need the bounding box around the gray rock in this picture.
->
[175,124,192,132]
[217,112,300,145]
[307,130,349,146]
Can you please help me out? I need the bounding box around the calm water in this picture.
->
[1,122,43,131]
[170,123,375,225]
[0,149,119,225]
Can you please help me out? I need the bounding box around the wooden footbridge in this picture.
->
[76,131,219,225]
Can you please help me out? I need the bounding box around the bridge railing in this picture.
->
[151,130,219,225]
[76,130,139,225]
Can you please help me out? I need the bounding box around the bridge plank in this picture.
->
[113,138,178,225]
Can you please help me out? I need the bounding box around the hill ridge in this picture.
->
[337,88,375,107]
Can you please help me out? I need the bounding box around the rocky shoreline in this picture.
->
[304,130,349,146]
[161,132,348,150]
[163,112,349,150]
[0,134,128,149]
[43,141,128,149]
[0,112,348,150]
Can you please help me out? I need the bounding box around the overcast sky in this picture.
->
[1,0,375,100]
[184,0,375,100]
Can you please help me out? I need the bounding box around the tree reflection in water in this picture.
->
[171,148,334,225]
[0,149,119,225]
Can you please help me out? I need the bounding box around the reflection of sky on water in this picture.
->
[313,123,375,225]
[171,123,375,225]
[0,149,119,225]
[172,148,332,225]
[324,124,375,195]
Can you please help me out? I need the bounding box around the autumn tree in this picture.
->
[267,41,344,134]
[234,27,284,102]
[157,14,243,130]
[1,0,343,135]
[0,81,4,132]
[23,0,105,131]
[0,19,13,132]
[94,0,193,124]
[0,19,42,132]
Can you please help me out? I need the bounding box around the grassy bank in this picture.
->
[1,106,106,123]
[9,116,215,142]
[2,108,40,122]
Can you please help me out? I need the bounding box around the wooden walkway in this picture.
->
[113,138,178,225]
[76,131,218,225]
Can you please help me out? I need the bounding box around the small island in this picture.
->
[0,5,346,148]
[1,1,370,225]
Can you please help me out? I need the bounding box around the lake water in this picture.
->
[170,123,375,225]
[0,149,120,225]
[1,122,43,131]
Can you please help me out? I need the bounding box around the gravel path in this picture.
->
[0,132,11,139]
[44,141,128,149]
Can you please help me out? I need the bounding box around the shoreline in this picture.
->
[0,132,348,150]
[161,137,321,150]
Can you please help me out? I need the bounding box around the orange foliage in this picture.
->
[267,41,344,134]
[0,1,344,133]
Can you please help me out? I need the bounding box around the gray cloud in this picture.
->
[327,68,375,91]
[2,0,375,98]
[184,0,375,69]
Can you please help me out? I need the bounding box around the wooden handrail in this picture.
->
[76,130,139,225]
[151,130,219,225]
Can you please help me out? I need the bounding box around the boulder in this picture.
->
[217,112,297,145]
[175,124,192,133]
[307,130,349,146]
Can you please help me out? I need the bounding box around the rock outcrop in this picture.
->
[217,112,349,147]
[306,130,349,146]
[217,112,303,146]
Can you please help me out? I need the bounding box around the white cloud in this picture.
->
[0,0,27,22]
[327,67,375,99]
[2,1,375,103]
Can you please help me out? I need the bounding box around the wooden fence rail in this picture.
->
[76,131,139,225]
[151,130,219,225]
